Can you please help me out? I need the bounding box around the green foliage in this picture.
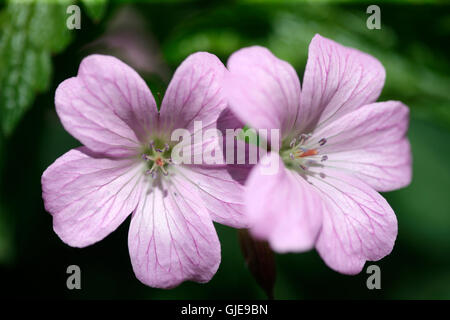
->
[0,0,108,137]
[81,0,108,21]
[0,0,72,136]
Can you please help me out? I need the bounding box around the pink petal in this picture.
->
[216,107,259,184]
[41,147,145,247]
[308,169,398,274]
[55,54,159,157]
[160,52,227,134]
[310,101,412,191]
[300,34,385,132]
[175,165,249,229]
[224,46,301,138]
[128,174,220,288]
[245,153,323,252]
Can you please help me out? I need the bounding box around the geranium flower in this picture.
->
[41,53,247,288]
[224,34,412,274]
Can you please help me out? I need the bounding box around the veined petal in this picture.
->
[246,153,323,252]
[160,52,227,135]
[310,101,411,191]
[175,165,249,229]
[41,147,145,248]
[224,46,301,139]
[55,55,159,157]
[308,169,398,275]
[128,174,221,289]
[300,34,385,132]
[216,107,259,184]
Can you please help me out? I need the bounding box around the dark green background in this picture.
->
[0,0,449,299]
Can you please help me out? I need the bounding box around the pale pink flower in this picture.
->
[41,53,247,288]
[224,34,412,274]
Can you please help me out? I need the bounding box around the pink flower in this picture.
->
[41,53,248,288]
[224,34,412,274]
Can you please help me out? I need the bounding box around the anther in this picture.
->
[289,138,296,148]
[319,138,327,146]
[321,155,328,162]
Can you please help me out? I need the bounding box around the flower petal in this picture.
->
[246,153,323,252]
[55,54,159,157]
[128,174,221,289]
[160,52,227,134]
[41,147,145,247]
[224,46,301,138]
[308,169,398,274]
[310,101,411,191]
[175,165,249,229]
[166,108,254,229]
[216,107,258,184]
[300,34,385,132]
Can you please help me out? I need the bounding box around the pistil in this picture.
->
[142,140,172,178]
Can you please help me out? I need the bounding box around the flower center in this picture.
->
[141,140,173,178]
[281,133,328,175]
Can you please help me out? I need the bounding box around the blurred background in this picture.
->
[0,0,449,299]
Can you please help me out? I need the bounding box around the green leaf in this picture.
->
[81,0,108,22]
[0,0,74,136]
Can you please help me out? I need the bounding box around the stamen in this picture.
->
[289,138,296,148]
[143,141,172,178]
[282,132,329,176]
[299,133,311,144]
[318,138,327,146]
